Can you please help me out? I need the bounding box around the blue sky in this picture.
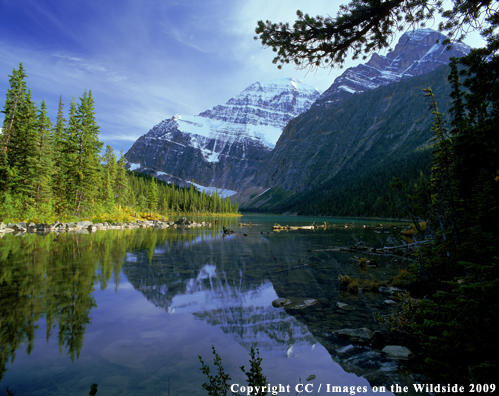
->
[0,0,485,154]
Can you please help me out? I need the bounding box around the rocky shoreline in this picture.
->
[0,217,210,235]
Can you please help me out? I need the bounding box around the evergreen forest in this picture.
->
[0,64,239,223]
[244,147,434,218]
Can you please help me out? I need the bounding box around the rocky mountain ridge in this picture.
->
[124,78,320,191]
[239,65,454,211]
[248,64,457,194]
[313,28,470,107]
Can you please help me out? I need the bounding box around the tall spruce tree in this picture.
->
[8,88,40,205]
[114,151,130,209]
[64,91,103,216]
[51,96,68,215]
[34,100,54,209]
[64,96,81,214]
[103,145,117,190]
[146,177,159,215]
[0,64,29,201]
[74,90,103,215]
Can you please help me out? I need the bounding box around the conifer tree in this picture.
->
[9,89,40,205]
[1,63,27,153]
[64,97,81,213]
[52,96,68,215]
[34,100,54,208]
[0,64,30,203]
[100,169,114,211]
[64,92,103,216]
[103,145,117,192]
[114,151,130,209]
[74,90,103,215]
[0,64,28,195]
[146,178,159,215]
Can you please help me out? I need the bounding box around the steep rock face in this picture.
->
[313,29,470,107]
[125,78,320,191]
[250,64,456,194]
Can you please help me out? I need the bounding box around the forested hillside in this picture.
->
[0,64,238,223]
[245,147,433,218]
[241,64,454,216]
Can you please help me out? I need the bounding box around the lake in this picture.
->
[0,215,421,395]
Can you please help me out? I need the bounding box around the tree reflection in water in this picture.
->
[1,217,411,394]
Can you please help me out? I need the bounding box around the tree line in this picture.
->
[0,64,238,222]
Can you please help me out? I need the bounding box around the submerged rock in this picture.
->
[271,298,317,310]
[332,328,374,343]
[287,299,317,309]
[379,286,404,295]
[272,298,291,308]
[381,345,413,359]
[336,302,356,311]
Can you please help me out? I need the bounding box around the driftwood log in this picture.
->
[312,241,426,261]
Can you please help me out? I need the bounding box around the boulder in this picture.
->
[13,224,27,232]
[76,221,93,228]
[381,345,413,359]
[174,217,189,226]
[36,223,52,231]
[332,328,374,343]
[272,298,292,308]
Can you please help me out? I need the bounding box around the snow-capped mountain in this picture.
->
[313,28,470,107]
[125,78,321,191]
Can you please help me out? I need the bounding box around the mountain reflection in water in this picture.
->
[0,215,415,395]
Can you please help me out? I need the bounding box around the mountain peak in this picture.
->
[253,77,319,92]
[201,77,321,148]
[314,28,471,107]
[125,77,321,191]
[399,28,443,42]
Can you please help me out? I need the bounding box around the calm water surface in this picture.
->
[0,215,415,395]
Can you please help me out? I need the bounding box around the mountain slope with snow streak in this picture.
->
[313,28,470,107]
